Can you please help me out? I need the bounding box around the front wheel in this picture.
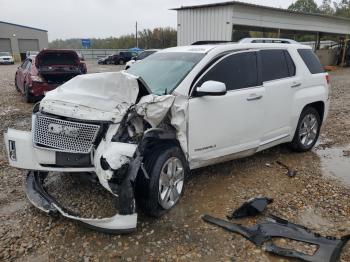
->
[136,145,187,217]
[290,107,321,152]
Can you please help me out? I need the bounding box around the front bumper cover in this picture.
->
[26,171,137,234]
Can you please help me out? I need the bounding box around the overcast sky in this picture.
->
[1,0,324,41]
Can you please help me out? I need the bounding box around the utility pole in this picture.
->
[161,28,165,48]
[135,21,138,48]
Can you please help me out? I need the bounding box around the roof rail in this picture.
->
[239,38,298,44]
[191,40,234,45]
[190,38,298,46]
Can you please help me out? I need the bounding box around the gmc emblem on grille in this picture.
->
[48,123,80,138]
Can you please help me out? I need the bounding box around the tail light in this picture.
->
[31,75,44,82]
[326,74,330,85]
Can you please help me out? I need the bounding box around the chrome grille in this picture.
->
[33,114,100,153]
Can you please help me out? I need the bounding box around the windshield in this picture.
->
[127,52,205,95]
[0,52,11,56]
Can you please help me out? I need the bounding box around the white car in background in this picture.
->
[0,52,14,65]
[125,49,159,69]
[4,40,329,233]
[26,51,39,58]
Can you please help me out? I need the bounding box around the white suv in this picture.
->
[4,41,330,233]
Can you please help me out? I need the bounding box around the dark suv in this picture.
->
[98,52,137,65]
[112,51,136,65]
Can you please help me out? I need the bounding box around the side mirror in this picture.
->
[195,81,227,97]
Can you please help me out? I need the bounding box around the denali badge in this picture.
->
[48,123,79,138]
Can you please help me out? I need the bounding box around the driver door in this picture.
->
[188,51,265,168]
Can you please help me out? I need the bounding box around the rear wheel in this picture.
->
[136,145,187,217]
[14,75,20,92]
[290,107,321,152]
[24,83,35,103]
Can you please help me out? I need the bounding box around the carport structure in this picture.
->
[172,1,350,65]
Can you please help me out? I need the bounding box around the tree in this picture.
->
[334,0,350,18]
[319,0,335,15]
[49,27,177,49]
[288,0,319,13]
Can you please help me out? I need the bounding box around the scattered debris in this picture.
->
[203,214,350,262]
[276,161,298,177]
[26,171,137,234]
[227,197,273,219]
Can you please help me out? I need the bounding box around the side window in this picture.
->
[198,52,259,91]
[298,49,324,74]
[21,60,28,69]
[26,60,32,70]
[284,50,296,76]
[261,49,293,82]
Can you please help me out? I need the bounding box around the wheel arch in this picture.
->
[302,101,325,123]
[139,129,186,161]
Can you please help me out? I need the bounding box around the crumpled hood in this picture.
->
[40,72,140,122]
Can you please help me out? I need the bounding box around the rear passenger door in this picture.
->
[259,49,300,145]
[188,51,265,167]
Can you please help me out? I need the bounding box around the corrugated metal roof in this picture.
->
[171,1,350,22]
[0,21,47,32]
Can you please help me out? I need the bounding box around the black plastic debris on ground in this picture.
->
[276,160,297,177]
[227,197,273,219]
[203,214,350,262]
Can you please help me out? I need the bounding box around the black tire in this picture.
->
[135,145,188,217]
[290,106,321,152]
[14,75,20,92]
[24,83,35,103]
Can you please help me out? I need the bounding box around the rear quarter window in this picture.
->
[297,49,324,74]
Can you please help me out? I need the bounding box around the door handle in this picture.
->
[291,82,301,88]
[247,94,263,101]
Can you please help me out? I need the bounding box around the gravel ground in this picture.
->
[0,61,350,262]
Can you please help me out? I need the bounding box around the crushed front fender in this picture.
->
[26,171,137,234]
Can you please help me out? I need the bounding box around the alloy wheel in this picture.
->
[158,157,184,210]
[299,113,318,147]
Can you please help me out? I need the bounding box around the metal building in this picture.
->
[172,1,350,46]
[0,21,48,61]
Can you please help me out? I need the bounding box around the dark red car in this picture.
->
[15,50,87,103]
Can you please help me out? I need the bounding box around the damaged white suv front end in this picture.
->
[4,70,189,233]
[5,42,329,233]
